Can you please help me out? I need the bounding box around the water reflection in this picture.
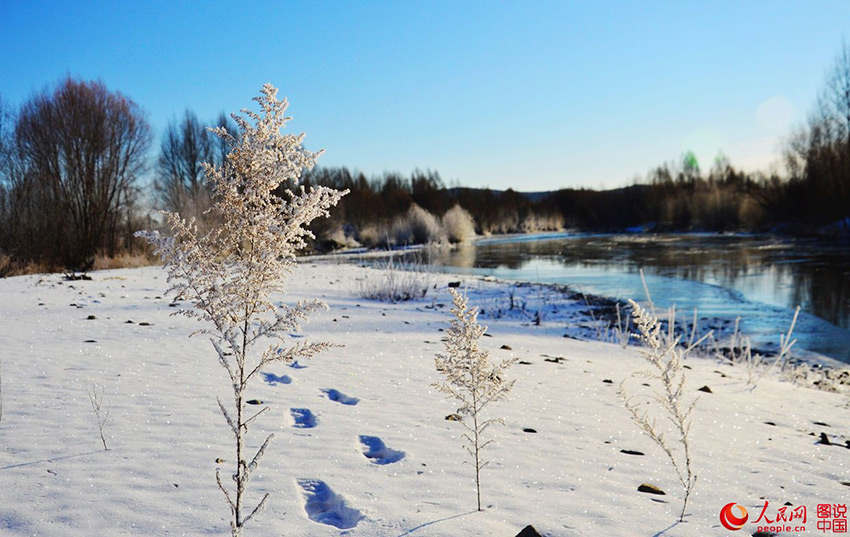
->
[411,233,850,362]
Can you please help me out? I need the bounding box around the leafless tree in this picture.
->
[10,77,151,269]
[154,110,240,231]
[154,111,214,216]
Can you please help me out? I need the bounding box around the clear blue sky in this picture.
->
[1,1,849,191]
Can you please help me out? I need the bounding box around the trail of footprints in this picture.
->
[262,370,404,529]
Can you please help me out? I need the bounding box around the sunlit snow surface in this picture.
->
[0,263,847,536]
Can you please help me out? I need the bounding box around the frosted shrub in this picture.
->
[434,288,517,511]
[355,256,431,303]
[619,299,697,523]
[137,84,345,537]
[391,203,444,245]
[407,203,445,244]
[442,204,476,243]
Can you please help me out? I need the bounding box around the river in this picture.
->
[402,232,850,364]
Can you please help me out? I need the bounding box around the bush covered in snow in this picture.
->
[442,204,476,243]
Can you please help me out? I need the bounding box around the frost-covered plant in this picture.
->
[433,288,517,511]
[442,204,476,243]
[619,299,697,523]
[137,84,346,537]
[391,203,445,245]
[355,256,431,303]
[87,383,109,450]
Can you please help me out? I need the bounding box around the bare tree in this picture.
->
[824,41,850,160]
[154,110,215,217]
[11,77,151,268]
[783,41,850,221]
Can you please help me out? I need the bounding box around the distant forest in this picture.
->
[1,44,849,273]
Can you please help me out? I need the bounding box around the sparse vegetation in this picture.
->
[433,288,517,512]
[619,299,698,523]
[355,256,432,303]
[87,383,110,450]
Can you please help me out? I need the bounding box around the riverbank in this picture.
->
[0,262,847,536]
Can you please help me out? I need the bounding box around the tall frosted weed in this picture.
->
[619,299,698,523]
[137,84,346,537]
[433,288,517,511]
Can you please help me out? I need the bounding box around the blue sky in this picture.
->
[1,1,849,191]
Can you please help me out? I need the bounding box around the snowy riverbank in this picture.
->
[0,262,848,536]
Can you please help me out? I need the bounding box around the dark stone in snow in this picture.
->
[817,432,831,445]
[447,281,461,288]
[500,344,512,350]
[125,320,134,324]
[620,449,645,456]
[522,428,537,434]
[86,315,96,320]
[813,421,830,426]
[138,322,152,326]
[445,414,462,421]
[246,400,264,405]
[516,525,543,537]
[602,379,613,384]
[698,385,713,393]
[518,361,532,365]
[637,483,666,495]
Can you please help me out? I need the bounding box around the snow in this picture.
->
[0,262,847,536]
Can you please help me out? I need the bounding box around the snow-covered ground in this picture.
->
[0,262,847,536]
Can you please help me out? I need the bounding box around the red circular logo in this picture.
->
[720,502,749,531]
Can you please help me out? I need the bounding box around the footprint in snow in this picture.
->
[359,435,405,464]
[298,479,364,529]
[261,372,292,385]
[290,408,317,428]
[322,388,359,406]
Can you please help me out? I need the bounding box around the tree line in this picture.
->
[1,43,849,273]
